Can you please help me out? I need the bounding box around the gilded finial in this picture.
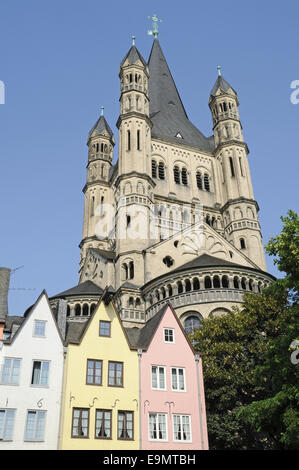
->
[148,14,162,38]
[100,106,104,116]
[217,65,221,76]
[132,35,135,46]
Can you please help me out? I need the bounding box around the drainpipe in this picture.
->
[137,348,143,450]
[195,353,205,450]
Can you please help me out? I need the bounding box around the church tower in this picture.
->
[80,109,115,267]
[209,69,266,270]
[114,39,155,290]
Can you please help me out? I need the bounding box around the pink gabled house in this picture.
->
[132,303,209,450]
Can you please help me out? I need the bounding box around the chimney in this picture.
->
[56,299,67,341]
[0,267,11,340]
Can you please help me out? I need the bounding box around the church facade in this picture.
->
[50,37,275,333]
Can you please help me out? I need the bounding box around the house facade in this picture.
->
[0,292,64,449]
[58,291,140,450]
[136,304,208,450]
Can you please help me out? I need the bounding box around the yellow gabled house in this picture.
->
[59,290,140,449]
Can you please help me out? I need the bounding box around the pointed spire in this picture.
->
[88,109,114,142]
[210,71,237,98]
[120,37,147,68]
[147,39,213,152]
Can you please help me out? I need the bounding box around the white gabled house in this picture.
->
[0,291,65,449]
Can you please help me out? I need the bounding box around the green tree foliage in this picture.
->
[191,210,299,449]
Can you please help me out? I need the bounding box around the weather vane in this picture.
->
[217,65,222,76]
[132,35,136,46]
[148,14,162,38]
[100,106,104,116]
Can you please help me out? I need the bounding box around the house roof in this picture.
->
[148,39,214,153]
[51,280,104,299]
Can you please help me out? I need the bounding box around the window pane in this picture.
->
[25,411,36,440]
[1,358,11,383]
[32,362,41,384]
[159,367,165,389]
[40,362,49,385]
[36,411,46,440]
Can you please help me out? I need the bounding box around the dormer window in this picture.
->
[175,132,183,139]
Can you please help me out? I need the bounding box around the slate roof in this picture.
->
[90,248,115,261]
[3,315,24,332]
[125,304,168,350]
[51,280,103,299]
[120,45,147,68]
[210,75,236,97]
[148,39,214,153]
[88,115,114,140]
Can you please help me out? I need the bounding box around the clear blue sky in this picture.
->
[0,0,298,316]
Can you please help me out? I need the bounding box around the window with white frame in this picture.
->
[0,409,16,441]
[31,360,50,386]
[33,320,46,337]
[151,366,166,390]
[0,358,21,385]
[148,413,167,441]
[173,414,192,442]
[171,367,186,392]
[24,410,46,441]
[164,328,174,343]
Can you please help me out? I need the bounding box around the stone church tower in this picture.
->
[50,35,274,333]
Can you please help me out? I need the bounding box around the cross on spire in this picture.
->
[217,65,222,76]
[132,35,135,46]
[148,14,162,38]
[100,106,104,116]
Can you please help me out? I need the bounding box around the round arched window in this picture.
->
[184,315,202,334]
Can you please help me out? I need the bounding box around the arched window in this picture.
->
[248,279,254,291]
[137,130,141,150]
[122,263,128,281]
[90,304,96,315]
[67,305,70,317]
[128,297,134,308]
[167,284,173,297]
[90,196,95,217]
[204,173,210,191]
[184,316,202,334]
[75,304,81,316]
[204,276,212,289]
[127,130,131,151]
[185,279,192,292]
[241,278,247,290]
[177,281,183,294]
[152,160,157,179]
[82,304,89,316]
[240,238,246,250]
[193,278,200,290]
[196,172,203,190]
[155,290,160,301]
[181,168,188,185]
[161,287,166,299]
[222,275,229,288]
[135,298,141,308]
[158,162,165,180]
[129,261,134,279]
[174,166,180,184]
[213,276,220,288]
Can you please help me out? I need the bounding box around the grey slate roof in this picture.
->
[3,315,24,332]
[120,45,147,68]
[210,75,236,97]
[90,248,115,261]
[125,304,168,350]
[88,115,114,140]
[148,39,214,153]
[65,321,87,344]
[51,280,103,299]
[170,253,246,274]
